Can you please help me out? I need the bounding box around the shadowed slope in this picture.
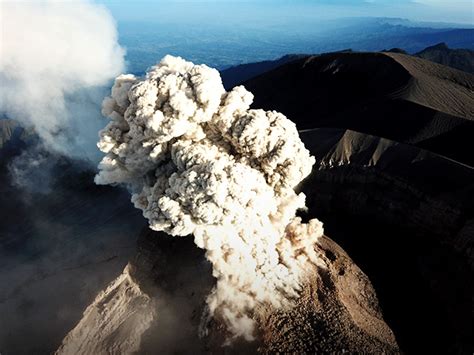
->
[220,54,307,90]
[298,128,473,353]
[244,52,474,166]
[240,52,473,353]
[415,43,474,73]
[57,228,399,354]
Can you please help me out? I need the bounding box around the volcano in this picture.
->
[54,52,473,354]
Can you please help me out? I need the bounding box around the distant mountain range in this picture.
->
[221,43,474,89]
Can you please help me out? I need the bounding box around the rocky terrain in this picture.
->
[298,128,473,353]
[57,228,399,354]
[415,42,474,73]
[0,126,145,353]
[0,119,19,149]
[0,118,35,155]
[239,52,473,353]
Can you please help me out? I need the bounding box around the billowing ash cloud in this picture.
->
[0,1,125,159]
[96,55,324,341]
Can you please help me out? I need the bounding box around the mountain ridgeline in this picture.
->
[225,49,473,166]
[220,49,473,353]
[415,42,474,73]
[221,43,473,91]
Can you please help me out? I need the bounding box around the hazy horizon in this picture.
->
[99,0,473,26]
[87,0,473,73]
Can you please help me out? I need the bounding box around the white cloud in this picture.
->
[0,0,125,159]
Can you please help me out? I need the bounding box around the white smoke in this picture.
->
[96,55,324,341]
[0,0,125,159]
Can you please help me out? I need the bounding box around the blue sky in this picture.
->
[98,0,473,25]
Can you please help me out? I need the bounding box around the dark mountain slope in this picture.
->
[0,119,30,154]
[241,51,474,353]
[0,119,19,148]
[220,44,473,94]
[0,137,144,353]
[220,54,307,90]
[243,52,474,166]
[415,42,474,73]
[297,128,473,354]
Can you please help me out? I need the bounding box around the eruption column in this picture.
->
[96,55,324,341]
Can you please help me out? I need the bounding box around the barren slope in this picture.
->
[57,229,399,354]
[298,128,473,353]
[244,52,474,166]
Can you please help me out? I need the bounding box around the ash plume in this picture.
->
[96,55,324,341]
[0,0,125,160]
